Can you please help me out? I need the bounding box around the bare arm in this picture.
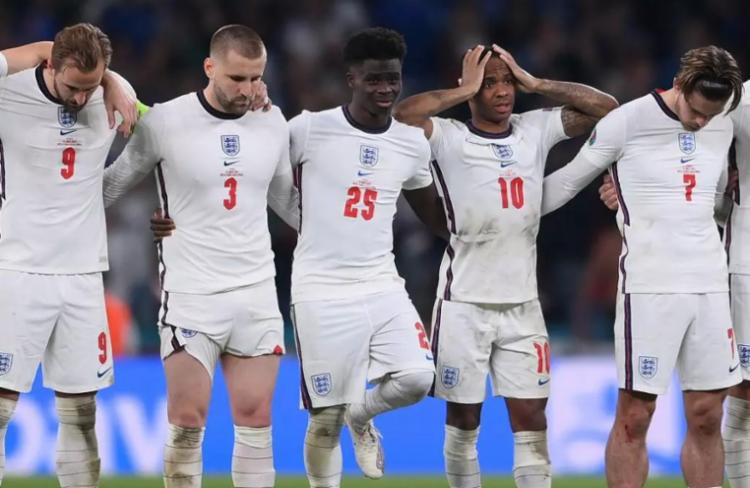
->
[1,41,52,74]
[394,46,491,138]
[403,184,449,241]
[493,44,619,137]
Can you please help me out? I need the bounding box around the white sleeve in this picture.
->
[715,155,732,226]
[267,122,300,230]
[103,108,162,207]
[427,116,449,160]
[0,53,7,78]
[289,111,311,167]
[521,107,569,155]
[541,107,627,215]
[403,139,434,190]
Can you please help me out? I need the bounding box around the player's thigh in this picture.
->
[431,298,493,404]
[679,292,741,391]
[0,270,60,393]
[731,274,750,379]
[615,293,691,395]
[367,291,435,382]
[44,273,113,394]
[292,298,371,409]
[164,347,213,425]
[222,353,280,426]
[490,299,550,399]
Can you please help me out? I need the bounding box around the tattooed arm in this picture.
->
[394,45,490,138]
[492,44,618,137]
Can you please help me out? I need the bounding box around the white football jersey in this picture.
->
[0,62,116,274]
[727,80,750,275]
[429,109,568,303]
[576,92,732,293]
[107,92,292,294]
[289,106,432,303]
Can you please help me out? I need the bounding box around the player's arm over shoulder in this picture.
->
[0,41,52,76]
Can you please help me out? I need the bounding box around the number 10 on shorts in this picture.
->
[534,341,550,374]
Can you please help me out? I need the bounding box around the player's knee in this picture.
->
[446,403,481,431]
[392,369,434,405]
[616,395,655,438]
[233,399,272,428]
[307,406,345,449]
[508,400,547,432]
[686,398,724,437]
[168,405,208,429]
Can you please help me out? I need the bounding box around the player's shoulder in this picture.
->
[431,116,466,135]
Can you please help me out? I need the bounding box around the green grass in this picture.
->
[1,476,724,487]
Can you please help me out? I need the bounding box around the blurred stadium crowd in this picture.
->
[1,0,747,355]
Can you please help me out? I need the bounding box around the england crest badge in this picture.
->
[58,107,77,128]
[638,356,658,379]
[311,373,332,396]
[739,344,750,369]
[491,144,513,160]
[678,132,696,154]
[0,353,13,376]
[441,366,460,389]
[221,135,240,157]
[360,145,379,167]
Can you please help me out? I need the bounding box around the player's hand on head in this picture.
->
[151,208,176,242]
[598,174,619,211]
[102,75,138,137]
[491,43,539,93]
[460,45,491,96]
[250,80,272,112]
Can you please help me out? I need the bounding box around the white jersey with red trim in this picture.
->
[429,109,568,304]
[106,92,293,294]
[727,80,750,275]
[545,91,732,293]
[288,106,432,303]
[0,62,117,274]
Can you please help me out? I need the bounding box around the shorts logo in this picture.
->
[57,107,77,128]
[360,145,379,167]
[180,328,198,338]
[490,144,513,160]
[678,132,696,154]
[739,344,750,369]
[311,373,332,396]
[221,135,240,157]
[638,356,658,379]
[441,366,460,389]
[0,353,12,376]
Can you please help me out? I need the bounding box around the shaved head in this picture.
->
[209,24,265,60]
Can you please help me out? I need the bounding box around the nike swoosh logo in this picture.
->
[500,161,516,168]
[59,129,78,135]
[538,378,550,386]
[97,366,112,378]
[425,354,434,361]
[681,157,695,163]
[224,160,240,166]
[357,170,373,177]
[730,363,741,373]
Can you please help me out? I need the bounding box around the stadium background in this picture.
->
[0,0,747,484]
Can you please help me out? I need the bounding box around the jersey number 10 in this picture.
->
[498,176,525,209]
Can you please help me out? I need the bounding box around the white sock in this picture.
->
[304,407,345,488]
[0,397,17,486]
[163,424,204,488]
[55,396,100,488]
[232,425,274,487]
[513,430,551,488]
[444,425,481,488]
[347,369,433,432]
[725,396,750,487]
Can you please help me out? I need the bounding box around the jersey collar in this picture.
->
[466,120,513,139]
[341,105,392,134]
[650,90,680,122]
[196,90,244,120]
[35,64,63,105]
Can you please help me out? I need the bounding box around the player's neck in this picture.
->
[202,86,230,115]
[42,67,60,100]
[346,102,391,130]
[658,88,679,113]
[469,116,511,135]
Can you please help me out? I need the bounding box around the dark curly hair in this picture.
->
[343,27,407,67]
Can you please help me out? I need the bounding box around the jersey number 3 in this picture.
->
[224,177,238,210]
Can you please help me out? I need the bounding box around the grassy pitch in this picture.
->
[2,476,711,487]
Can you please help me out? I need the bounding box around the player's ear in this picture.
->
[345,70,354,89]
[204,57,215,79]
